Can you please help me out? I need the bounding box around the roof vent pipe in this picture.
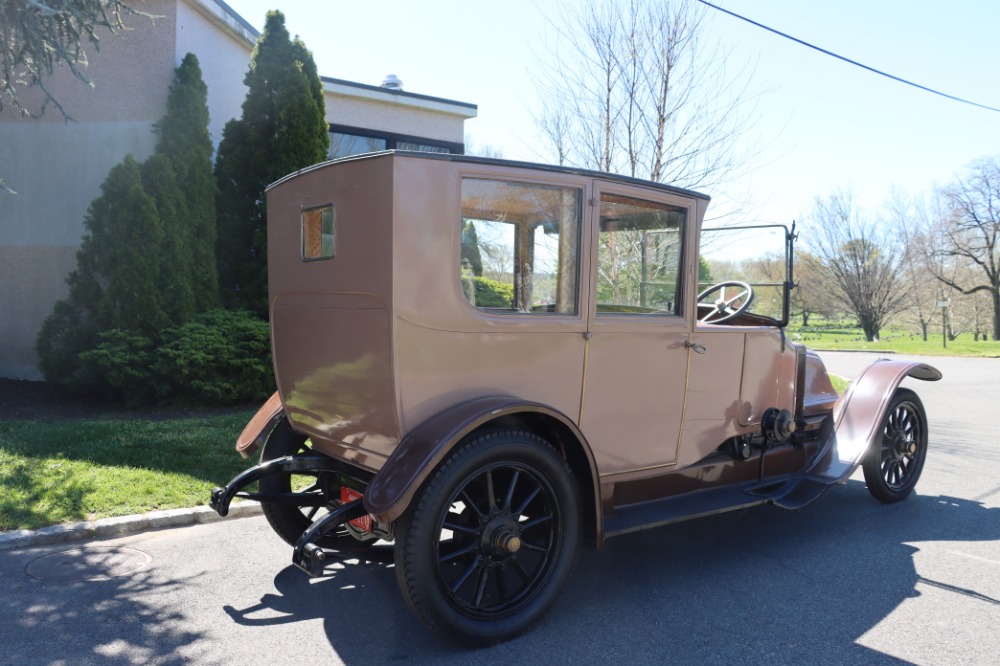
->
[381,73,403,90]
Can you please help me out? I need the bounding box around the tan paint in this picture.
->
[256,152,940,539]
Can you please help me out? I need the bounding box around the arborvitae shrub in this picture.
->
[474,277,514,307]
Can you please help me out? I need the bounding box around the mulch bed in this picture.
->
[0,378,255,421]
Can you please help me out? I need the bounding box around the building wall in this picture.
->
[325,94,468,144]
[0,1,181,379]
[0,1,475,381]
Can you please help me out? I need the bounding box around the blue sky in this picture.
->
[225,1,1000,230]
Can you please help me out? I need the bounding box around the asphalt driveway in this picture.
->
[0,352,997,665]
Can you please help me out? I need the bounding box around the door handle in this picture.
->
[685,341,708,354]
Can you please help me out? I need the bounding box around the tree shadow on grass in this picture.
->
[0,414,253,530]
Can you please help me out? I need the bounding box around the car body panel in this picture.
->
[239,151,941,546]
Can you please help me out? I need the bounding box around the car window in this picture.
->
[460,178,582,315]
[597,193,685,315]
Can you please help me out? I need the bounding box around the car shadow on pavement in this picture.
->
[220,481,1000,665]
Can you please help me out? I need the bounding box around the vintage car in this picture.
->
[210,151,941,644]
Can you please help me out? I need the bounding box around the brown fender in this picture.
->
[235,391,284,459]
[363,396,602,530]
[805,358,941,483]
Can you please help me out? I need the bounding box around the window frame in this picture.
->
[329,123,464,160]
[300,203,336,262]
[592,189,688,318]
[458,175,586,318]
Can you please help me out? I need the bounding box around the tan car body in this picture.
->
[237,151,939,546]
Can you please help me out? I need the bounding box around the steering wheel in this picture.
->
[697,281,754,324]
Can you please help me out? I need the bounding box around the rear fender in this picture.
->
[363,396,601,531]
[807,359,941,481]
[235,391,284,459]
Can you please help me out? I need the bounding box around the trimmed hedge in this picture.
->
[74,309,273,406]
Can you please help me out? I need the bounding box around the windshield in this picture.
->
[699,224,793,325]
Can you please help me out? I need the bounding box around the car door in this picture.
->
[580,183,693,476]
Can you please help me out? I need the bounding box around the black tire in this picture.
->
[394,429,580,645]
[258,419,376,554]
[862,388,928,503]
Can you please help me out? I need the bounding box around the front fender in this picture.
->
[807,358,941,482]
[363,396,600,526]
[235,391,284,459]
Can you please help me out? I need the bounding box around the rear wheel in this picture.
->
[862,388,928,503]
[394,429,580,645]
[259,419,377,555]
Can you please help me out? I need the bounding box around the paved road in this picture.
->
[1,353,998,665]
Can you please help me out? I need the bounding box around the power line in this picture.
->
[697,0,1000,114]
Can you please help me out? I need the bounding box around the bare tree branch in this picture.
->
[530,0,763,201]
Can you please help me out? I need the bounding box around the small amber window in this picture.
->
[302,205,335,261]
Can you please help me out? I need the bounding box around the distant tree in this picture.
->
[698,256,712,283]
[532,0,759,193]
[929,157,1000,340]
[215,11,329,315]
[461,222,483,277]
[154,53,219,310]
[809,191,907,342]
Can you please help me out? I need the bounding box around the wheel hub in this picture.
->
[890,433,916,459]
[478,514,521,561]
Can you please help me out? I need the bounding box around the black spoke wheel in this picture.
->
[394,429,580,645]
[862,388,928,503]
[259,419,381,556]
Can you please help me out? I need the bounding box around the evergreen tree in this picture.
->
[155,53,220,310]
[37,156,168,390]
[215,11,329,315]
[141,154,195,324]
[462,222,483,277]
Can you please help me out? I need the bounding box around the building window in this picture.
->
[460,178,581,315]
[328,124,463,160]
[596,193,685,315]
[330,133,387,159]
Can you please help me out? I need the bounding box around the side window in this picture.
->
[460,178,582,314]
[597,193,685,315]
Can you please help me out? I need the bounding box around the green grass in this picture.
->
[0,411,254,531]
[789,324,1000,358]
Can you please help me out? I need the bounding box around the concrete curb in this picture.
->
[0,502,263,552]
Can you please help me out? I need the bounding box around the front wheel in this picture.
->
[394,429,580,645]
[862,388,928,503]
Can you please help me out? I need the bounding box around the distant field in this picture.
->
[788,324,1000,358]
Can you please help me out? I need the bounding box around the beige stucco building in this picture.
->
[0,0,476,380]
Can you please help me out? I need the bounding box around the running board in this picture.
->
[746,476,836,510]
[603,474,844,538]
[604,484,768,538]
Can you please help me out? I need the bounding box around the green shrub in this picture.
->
[155,309,273,405]
[68,310,273,406]
[474,277,513,307]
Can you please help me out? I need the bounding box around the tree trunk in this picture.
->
[801,311,810,327]
[861,318,879,342]
[993,289,1000,341]
[920,321,928,341]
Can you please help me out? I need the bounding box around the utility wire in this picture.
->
[697,0,1000,114]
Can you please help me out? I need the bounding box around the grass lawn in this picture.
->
[0,411,254,532]
[789,325,1000,358]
